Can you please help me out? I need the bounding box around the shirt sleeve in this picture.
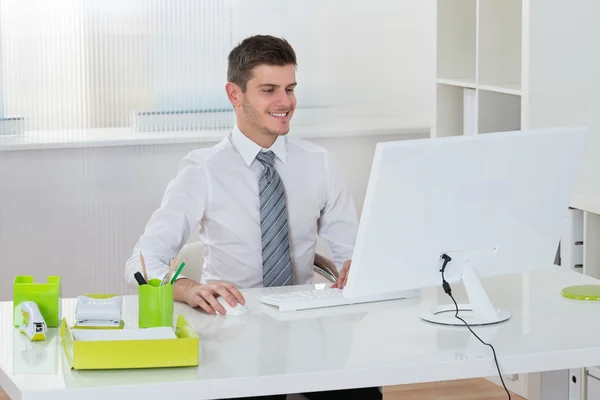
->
[124,153,208,288]
[317,151,359,272]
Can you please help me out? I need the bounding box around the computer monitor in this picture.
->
[342,127,587,326]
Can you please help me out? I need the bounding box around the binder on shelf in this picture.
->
[569,368,583,400]
[560,208,584,272]
[463,88,477,136]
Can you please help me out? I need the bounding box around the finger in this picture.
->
[342,260,351,273]
[337,275,346,289]
[342,269,350,288]
[341,261,351,288]
[332,267,346,288]
[334,272,346,289]
[330,280,339,288]
[214,285,238,307]
[224,283,246,305]
[195,296,215,314]
[202,290,226,315]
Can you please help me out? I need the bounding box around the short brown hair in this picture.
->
[227,35,297,92]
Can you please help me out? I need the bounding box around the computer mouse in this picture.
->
[216,297,249,316]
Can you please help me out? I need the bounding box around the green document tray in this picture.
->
[561,285,600,301]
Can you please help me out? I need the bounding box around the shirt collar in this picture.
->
[231,124,287,167]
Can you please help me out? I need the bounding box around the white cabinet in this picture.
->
[433,1,600,398]
[587,367,600,399]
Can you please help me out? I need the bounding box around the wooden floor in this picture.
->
[0,379,523,399]
[383,379,524,399]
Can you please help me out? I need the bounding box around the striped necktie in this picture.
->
[256,150,293,287]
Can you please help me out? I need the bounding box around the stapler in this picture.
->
[19,301,47,341]
[75,295,122,328]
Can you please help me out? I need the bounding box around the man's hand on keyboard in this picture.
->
[331,259,351,289]
[184,281,245,315]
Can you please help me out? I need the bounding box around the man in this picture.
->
[125,35,381,400]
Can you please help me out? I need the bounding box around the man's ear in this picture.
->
[225,82,243,106]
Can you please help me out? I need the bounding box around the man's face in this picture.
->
[240,64,297,137]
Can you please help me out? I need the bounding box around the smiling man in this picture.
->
[124,35,379,399]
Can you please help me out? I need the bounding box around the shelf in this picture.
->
[478,0,522,90]
[435,83,466,137]
[572,194,600,216]
[478,89,521,134]
[478,83,521,96]
[435,80,521,96]
[437,0,476,83]
[436,78,476,89]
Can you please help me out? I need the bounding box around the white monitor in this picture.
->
[342,127,587,326]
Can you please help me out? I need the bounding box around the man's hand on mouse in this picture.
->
[331,259,351,289]
[183,281,245,315]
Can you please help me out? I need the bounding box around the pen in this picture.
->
[134,271,147,285]
[171,259,187,284]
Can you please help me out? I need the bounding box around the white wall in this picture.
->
[525,0,600,209]
[0,0,435,131]
[233,0,435,120]
[0,131,427,301]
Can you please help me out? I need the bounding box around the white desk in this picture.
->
[2,266,600,400]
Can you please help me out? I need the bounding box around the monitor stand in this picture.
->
[420,262,510,326]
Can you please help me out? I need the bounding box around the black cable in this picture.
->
[439,254,511,400]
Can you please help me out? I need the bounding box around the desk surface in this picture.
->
[2,266,600,400]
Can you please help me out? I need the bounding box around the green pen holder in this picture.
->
[13,276,62,327]
[138,279,174,328]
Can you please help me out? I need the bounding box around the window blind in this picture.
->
[0,0,434,137]
[0,0,232,133]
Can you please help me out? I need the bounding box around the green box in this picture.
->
[138,278,174,328]
[60,314,199,370]
[13,276,61,327]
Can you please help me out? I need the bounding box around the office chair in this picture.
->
[177,241,339,285]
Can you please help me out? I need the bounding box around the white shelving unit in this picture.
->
[436,0,476,84]
[477,0,522,94]
[477,90,521,134]
[434,0,523,140]
[433,1,600,399]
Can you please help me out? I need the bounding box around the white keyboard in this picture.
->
[259,288,418,312]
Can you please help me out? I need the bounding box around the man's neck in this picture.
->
[237,121,276,149]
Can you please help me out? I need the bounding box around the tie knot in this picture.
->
[256,150,276,167]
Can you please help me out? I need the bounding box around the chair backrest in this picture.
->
[177,241,205,283]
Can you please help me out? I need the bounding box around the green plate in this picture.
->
[561,285,600,301]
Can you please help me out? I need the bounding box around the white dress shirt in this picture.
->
[125,125,358,289]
